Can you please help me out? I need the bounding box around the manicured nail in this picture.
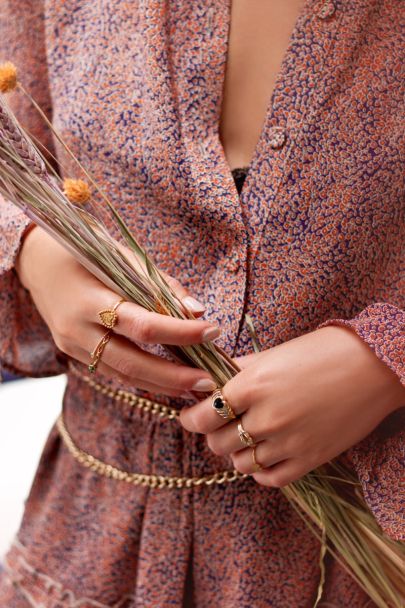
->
[192,378,217,392]
[182,296,206,313]
[181,392,194,400]
[202,326,221,342]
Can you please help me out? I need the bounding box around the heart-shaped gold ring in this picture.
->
[98,297,125,329]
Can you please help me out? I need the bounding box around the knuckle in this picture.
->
[236,383,255,407]
[188,409,208,433]
[249,364,270,389]
[128,314,154,343]
[54,317,72,343]
[114,356,135,378]
[266,406,289,434]
[176,369,198,391]
[53,332,70,354]
[165,275,182,292]
[52,324,75,355]
[206,435,225,456]
[231,453,250,474]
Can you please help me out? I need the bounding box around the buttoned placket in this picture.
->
[234,0,342,240]
[162,0,342,358]
[214,0,342,355]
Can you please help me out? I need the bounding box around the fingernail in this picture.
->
[181,392,194,400]
[202,326,221,342]
[182,296,206,313]
[192,378,217,392]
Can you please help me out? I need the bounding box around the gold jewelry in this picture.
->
[211,388,236,420]
[88,330,112,374]
[237,420,255,447]
[69,361,180,420]
[252,445,263,472]
[98,297,125,329]
[56,413,248,490]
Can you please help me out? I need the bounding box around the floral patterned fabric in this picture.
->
[0,1,404,606]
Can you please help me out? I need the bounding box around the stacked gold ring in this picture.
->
[211,388,237,420]
[237,420,255,447]
[98,297,125,329]
[88,297,125,374]
[251,445,263,472]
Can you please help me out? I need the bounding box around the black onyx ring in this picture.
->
[211,389,237,420]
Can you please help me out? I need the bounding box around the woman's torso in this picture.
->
[1,2,403,607]
[45,0,403,365]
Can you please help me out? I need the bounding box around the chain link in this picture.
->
[56,413,248,490]
[68,361,180,420]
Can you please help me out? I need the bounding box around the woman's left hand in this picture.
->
[179,325,405,487]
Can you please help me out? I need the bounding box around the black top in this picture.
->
[231,166,249,195]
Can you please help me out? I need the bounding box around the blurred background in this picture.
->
[0,372,66,558]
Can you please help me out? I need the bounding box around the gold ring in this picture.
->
[98,297,125,329]
[237,420,255,447]
[252,445,263,472]
[211,389,236,420]
[88,330,112,374]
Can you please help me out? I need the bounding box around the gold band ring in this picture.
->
[211,389,237,420]
[252,445,263,472]
[237,420,255,447]
[98,297,125,329]
[88,330,112,374]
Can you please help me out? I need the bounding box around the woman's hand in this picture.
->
[180,326,405,487]
[15,225,220,397]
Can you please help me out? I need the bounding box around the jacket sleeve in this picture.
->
[0,0,67,378]
[318,302,405,541]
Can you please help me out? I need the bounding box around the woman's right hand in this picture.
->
[15,225,220,397]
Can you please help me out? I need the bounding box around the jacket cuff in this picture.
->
[0,201,67,378]
[317,302,404,386]
[318,303,405,540]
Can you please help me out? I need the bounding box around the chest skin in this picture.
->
[219,0,306,171]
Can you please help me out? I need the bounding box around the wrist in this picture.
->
[15,224,42,289]
[324,324,405,416]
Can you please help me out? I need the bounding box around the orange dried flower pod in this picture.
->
[63,178,91,204]
[0,62,18,93]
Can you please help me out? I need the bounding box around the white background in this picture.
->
[0,375,66,558]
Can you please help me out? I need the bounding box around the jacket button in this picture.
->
[316,1,336,19]
[268,126,287,149]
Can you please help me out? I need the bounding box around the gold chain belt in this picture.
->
[68,361,180,420]
[56,413,247,489]
[62,362,248,489]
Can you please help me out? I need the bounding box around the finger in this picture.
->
[67,333,188,396]
[179,361,261,434]
[72,346,188,397]
[87,290,220,346]
[159,271,206,317]
[82,327,217,393]
[206,414,281,457]
[116,301,220,345]
[179,382,247,434]
[117,244,207,317]
[229,440,288,475]
[251,458,307,488]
